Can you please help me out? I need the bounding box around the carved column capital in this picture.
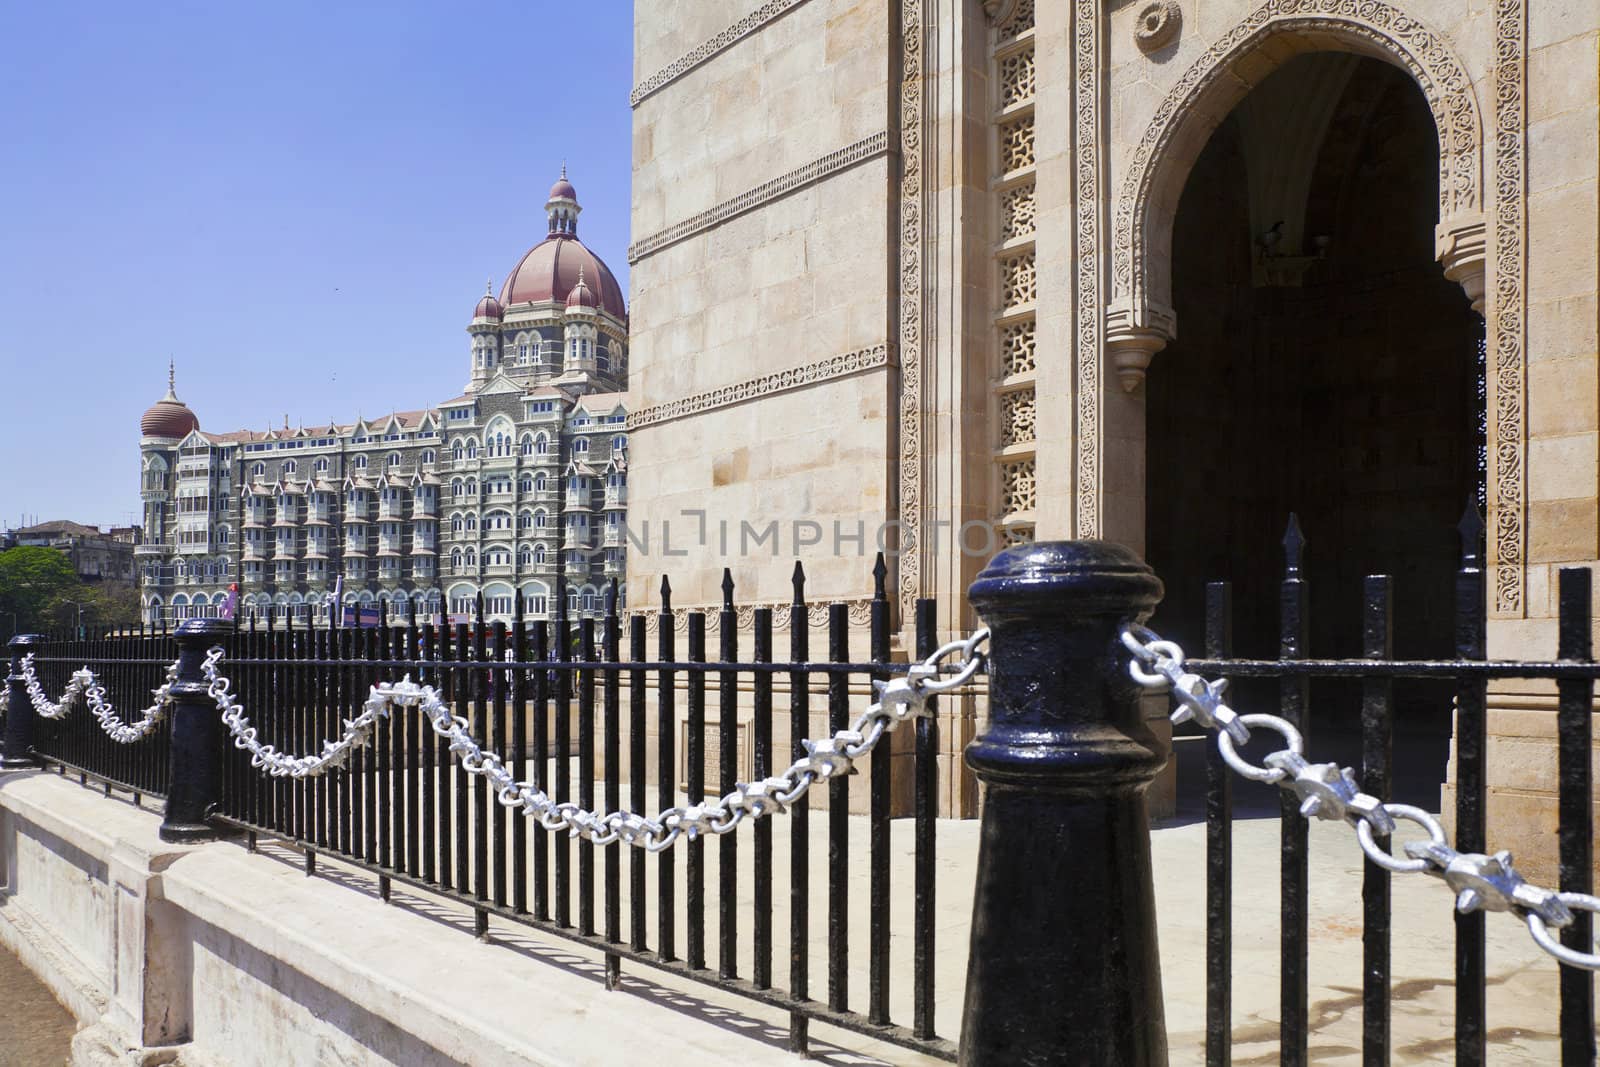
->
[1437,214,1487,316]
[982,0,1019,25]
[1106,302,1175,393]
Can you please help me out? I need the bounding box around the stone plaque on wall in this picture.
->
[679,720,750,795]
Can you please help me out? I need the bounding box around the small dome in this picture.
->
[472,280,503,322]
[565,266,597,309]
[141,364,200,439]
[549,171,577,203]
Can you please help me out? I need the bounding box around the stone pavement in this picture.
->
[0,936,75,1064]
[297,796,1584,1066]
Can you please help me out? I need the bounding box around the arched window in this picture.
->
[534,510,548,529]
[217,526,230,545]
[465,478,477,495]
[452,441,464,461]
[519,475,533,493]
[316,457,330,473]
[354,455,367,469]
[517,545,532,566]
[611,436,626,451]
[421,449,436,465]
[520,434,534,456]
[388,451,402,467]
[466,441,478,460]
[451,548,463,570]
[534,544,546,564]
[517,510,532,531]
[464,548,476,567]
[574,438,589,455]
[533,472,547,492]
[534,434,549,456]
[451,514,464,533]
[466,514,477,531]
[283,460,297,475]
[252,461,265,477]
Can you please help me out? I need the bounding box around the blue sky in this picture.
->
[0,0,634,531]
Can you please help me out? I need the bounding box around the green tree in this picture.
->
[0,546,82,636]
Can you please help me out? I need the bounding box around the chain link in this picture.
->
[204,629,990,851]
[16,654,178,743]
[1121,624,1600,972]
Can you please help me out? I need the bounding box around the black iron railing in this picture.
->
[13,555,957,1061]
[3,531,1595,1066]
[1175,510,1594,1067]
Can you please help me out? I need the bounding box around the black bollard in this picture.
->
[160,618,232,842]
[2,635,43,769]
[959,541,1170,1066]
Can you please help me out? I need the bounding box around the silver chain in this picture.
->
[1121,623,1600,972]
[203,629,990,851]
[17,654,179,743]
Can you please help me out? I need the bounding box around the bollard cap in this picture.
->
[174,618,232,643]
[7,634,43,650]
[969,540,1161,622]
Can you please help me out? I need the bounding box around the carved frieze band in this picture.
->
[1073,0,1104,537]
[1490,0,1527,616]
[626,344,893,431]
[895,0,929,615]
[630,0,815,108]
[627,131,892,263]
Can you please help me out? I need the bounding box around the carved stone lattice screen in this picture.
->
[992,2,1037,544]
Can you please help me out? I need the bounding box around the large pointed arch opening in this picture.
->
[1140,50,1486,812]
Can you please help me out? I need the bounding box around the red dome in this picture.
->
[499,237,625,318]
[141,397,199,438]
[565,269,597,309]
[472,293,503,321]
[141,367,200,438]
[549,176,577,202]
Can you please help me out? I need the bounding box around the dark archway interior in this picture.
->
[1145,54,1484,815]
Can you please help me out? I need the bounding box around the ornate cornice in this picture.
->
[627,344,893,431]
[627,132,892,263]
[631,0,815,108]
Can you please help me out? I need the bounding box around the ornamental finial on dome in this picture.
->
[141,360,200,438]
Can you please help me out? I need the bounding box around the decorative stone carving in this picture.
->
[627,344,893,430]
[999,115,1037,173]
[896,0,929,617]
[629,132,891,263]
[1134,2,1182,53]
[1113,2,1484,329]
[998,47,1036,109]
[1437,215,1487,315]
[1000,320,1037,378]
[1490,0,1527,617]
[1001,252,1038,310]
[1000,388,1036,448]
[999,458,1037,515]
[1105,303,1174,393]
[1074,0,1105,538]
[1000,183,1037,242]
[630,0,815,107]
[982,0,1018,26]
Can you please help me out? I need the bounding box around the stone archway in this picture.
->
[1108,2,1485,360]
